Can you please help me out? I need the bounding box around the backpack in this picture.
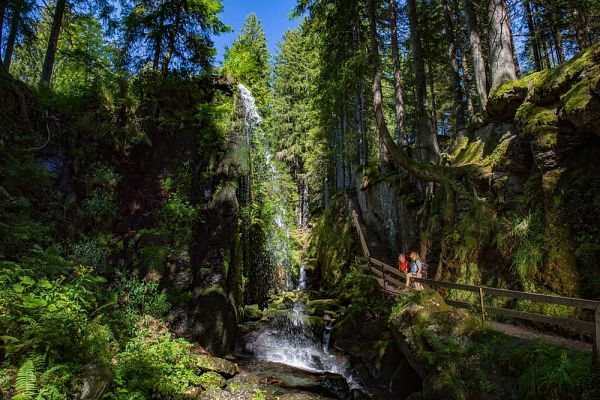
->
[419,260,428,278]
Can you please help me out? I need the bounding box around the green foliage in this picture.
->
[222,13,271,112]
[109,320,201,399]
[121,0,229,75]
[111,272,169,336]
[497,211,545,286]
[0,259,105,362]
[14,359,37,399]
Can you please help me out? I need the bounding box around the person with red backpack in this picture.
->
[405,251,427,291]
[397,253,410,273]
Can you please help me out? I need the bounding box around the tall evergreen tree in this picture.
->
[121,0,227,75]
[40,0,66,86]
[223,13,271,111]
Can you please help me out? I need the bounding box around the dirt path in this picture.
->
[488,321,592,351]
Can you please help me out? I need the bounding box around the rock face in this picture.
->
[356,175,419,258]
[78,364,112,400]
[170,288,238,356]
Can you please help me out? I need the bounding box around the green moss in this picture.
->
[451,140,485,166]
[515,102,558,137]
[198,371,226,390]
[488,75,531,101]
[531,43,600,102]
[562,74,600,130]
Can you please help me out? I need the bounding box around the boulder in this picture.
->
[194,355,240,377]
[243,304,263,321]
[198,371,227,390]
[306,299,341,316]
[169,287,238,356]
[78,364,112,400]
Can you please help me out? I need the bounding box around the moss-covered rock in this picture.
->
[194,355,240,377]
[388,290,478,375]
[198,371,227,390]
[306,299,341,316]
[243,304,263,321]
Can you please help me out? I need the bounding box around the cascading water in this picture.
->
[237,84,365,397]
[237,84,296,290]
[297,265,307,290]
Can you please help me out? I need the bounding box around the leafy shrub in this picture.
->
[111,272,169,336]
[109,320,201,399]
[0,260,106,362]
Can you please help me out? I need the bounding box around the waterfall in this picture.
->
[237,84,295,291]
[297,265,307,291]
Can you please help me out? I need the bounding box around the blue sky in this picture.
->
[212,0,299,64]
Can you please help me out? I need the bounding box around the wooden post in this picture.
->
[594,305,600,369]
[383,269,387,290]
[479,287,485,322]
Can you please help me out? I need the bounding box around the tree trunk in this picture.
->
[41,0,67,87]
[488,0,518,88]
[3,10,18,72]
[442,0,465,135]
[366,0,463,187]
[406,0,439,163]
[552,28,564,64]
[0,2,6,67]
[571,2,589,50]
[524,0,542,71]
[389,0,406,144]
[463,0,488,111]
[462,52,475,123]
[161,8,180,75]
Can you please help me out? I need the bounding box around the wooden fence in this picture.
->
[350,210,600,367]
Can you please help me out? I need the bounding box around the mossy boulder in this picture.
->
[306,299,341,316]
[562,71,600,134]
[242,304,263,321]
[198,371,226,390]
[194,355,240,377]
[388,290,479,375]
[487,77,531,121]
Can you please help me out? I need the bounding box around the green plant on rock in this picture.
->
[110,327,201,399]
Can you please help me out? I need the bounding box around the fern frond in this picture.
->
[15,359,37,399]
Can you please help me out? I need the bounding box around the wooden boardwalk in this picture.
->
[347,195,600,359]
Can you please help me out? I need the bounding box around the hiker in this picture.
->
[397,253,410,273]
[405,251,424,291]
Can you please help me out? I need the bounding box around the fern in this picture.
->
[14,359,37,399]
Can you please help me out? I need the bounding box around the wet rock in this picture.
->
[306,299,340,316]
[199,371,227,390]
[169,287,238,356]
[78,364,112,400]
[243,304,263,321]
[422,372,457,400]
[195,354,240,377]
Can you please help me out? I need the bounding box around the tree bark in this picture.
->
[3,9,18,72]
[571,2,589,50]
[41,0,67,87]
[488,0,518,88]
[365,0,473,188]
[406,0,439,163]
[442,0,465,135]
[524,0,542,71]
[0,1,6,67]
[389,0,406,144]
[462,52,475,123]
[463,0,488,111]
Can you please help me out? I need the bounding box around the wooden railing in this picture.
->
[350,210,600,367]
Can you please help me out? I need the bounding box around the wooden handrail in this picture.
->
[348,202,600,366]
